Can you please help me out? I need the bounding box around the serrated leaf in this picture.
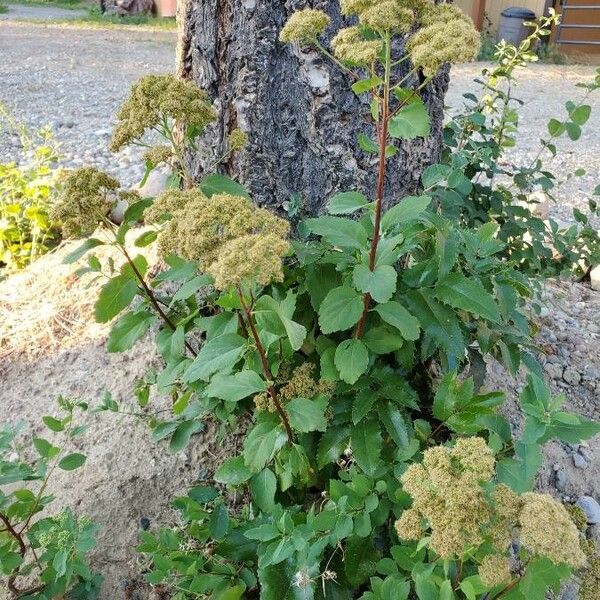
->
[328,191,368,215]
[318,286,364,334]
[351,420,382,476]
[200,174,251,199]
[305,216,368,249]
[107,310,155,352]
[388,97,431,140]
[183,333,246,383]
[169,420,203,452]
[353,264,397,304]
[405,289,466,359]
[374,302,420,341]
[94,275,138,323]
[209,501,229,540]
[352,389,377,424]
[214,456,252,485]
[286,397,328,433]
[205,370,266,402]
[378,403,410,449]
[33,438,60,459]
[335,339,369,384]
[434,272,500,323]
[363,326,404,354]
[63,238,104,264]
[317,426,350,469]
[251,468,277,513]
[244,414,288,471]
[352,76,382,94]
[381,195,431,231]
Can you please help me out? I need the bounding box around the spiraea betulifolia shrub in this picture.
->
[27,3,600,599]
[0,399,100,599]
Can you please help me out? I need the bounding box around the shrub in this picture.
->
[0,106,61,272]
[14,5,600,600]
[0,398,100,599]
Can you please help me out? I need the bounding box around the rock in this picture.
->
[562,367,581,386]
[559,578,580,600]
[576,496,600,524]
[555,468,568,492]
[572,453,589,469]
[544,362,563,380]
[137,169,170,198]
[591,265,600,291]
[110,198,129,224]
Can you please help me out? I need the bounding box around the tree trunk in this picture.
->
[177,0,449,217]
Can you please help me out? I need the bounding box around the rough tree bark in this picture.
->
[177,0,450,217]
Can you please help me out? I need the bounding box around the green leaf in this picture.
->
[388,97,431,140]
[317,426,350,469]
[497,441,542,493]
[351,76,382,94]
[345,536,378,587]
[134,229,158,248]
[335,339,369,384]
[359,133,379,154]
[305,216,368,249]
[214,456,252,485]
[169,420,203,452]
[107,310,155,352]
[405,289,466,359]
[200,174,251,199]
[353,264,397,304]
[415,574,438,600]
[94,275,138,323]
[328,191,368,215]
[434,272,500,323]
[318,286,364,334]
[378,403,410,449]
[244,414,288,471]
[43,416,64,432]
[352,389,377,424]
[351,420,382,476]
[374,302,420,341]
[183,333,246,383]
[188,485,219,503]
[439,580,455,600]
[380,195,431,231]
[206,370,266,402]
[570,104,591,126]
[286,397,328,433]
[380,576,410,600]
[209,501,229,540]
[63,238,104,264]
[250,468,277,513]
[363,326,404,354]
[58,453,87,471]
[547,118,565,137]
[32,438,60,459]
[171,274,213,303]
[565,121,581,141]
[519,557,570,600]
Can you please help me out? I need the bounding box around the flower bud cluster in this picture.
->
[50,167,132,237]
[147,190,290,291]
[110,75,215,152]
[395,437,586,581]
[254,363,334,412]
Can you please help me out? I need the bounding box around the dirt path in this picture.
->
[0,24,598,600]
[0,3,87,21]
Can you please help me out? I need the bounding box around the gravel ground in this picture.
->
[0,4,87,21]
[0,24,176,187]
[0,23,599,600]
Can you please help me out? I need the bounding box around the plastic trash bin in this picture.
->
[497,7,536,46]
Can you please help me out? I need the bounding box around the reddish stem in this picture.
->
[236,288,294,443]
[354,74,390,338]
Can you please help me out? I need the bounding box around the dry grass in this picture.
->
[0,229,156,360]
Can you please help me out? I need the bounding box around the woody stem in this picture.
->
[236,287,294,443]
